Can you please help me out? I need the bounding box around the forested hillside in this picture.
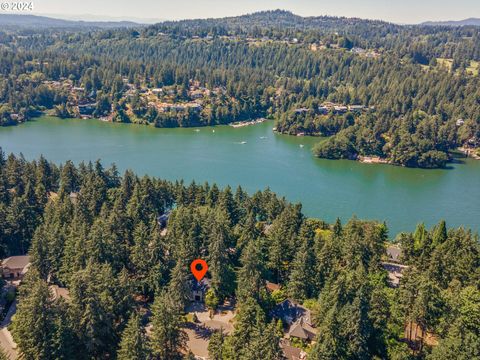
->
[0,150,478,359]
[0,10,479,167]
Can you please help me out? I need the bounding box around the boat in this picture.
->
[194,129,200,132]
[299,144,304,148]
[260,136,267,139]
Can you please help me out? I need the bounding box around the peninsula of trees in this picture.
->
[0,150,478,359]
[0,10,479,168]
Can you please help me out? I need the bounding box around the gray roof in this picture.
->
[386,245,402,262]
[271,299,312,326]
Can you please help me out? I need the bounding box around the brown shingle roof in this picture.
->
[280,340,307,360]
[2,256,30,270]
[288,318,317,341]
[266,281,280,292]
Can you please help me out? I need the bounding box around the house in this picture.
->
[348,105,365,112]
[69,192,78,204]
[333,105,348,114]
[78,103,97,116]
[188,278,211,302]
[382,262,409,287]
[318,106,329,114]
[288,317,317,341]
[172,105,186,111]
[188,103,203,111]
[266,281,281,292]
[280,340,307,360]
[189,90,204,99]
[10,113,25,122]
[271,299,312,326]
[1,256,31,280]
[386,245,402,263]
[157,211,170,229]
[456,119,465,126]
[351,47,366,54]
[294,108,309,114]
[271,299,317,342]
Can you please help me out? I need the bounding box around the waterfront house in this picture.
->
[1,256,31,280]
[78,103,97,116]
[382,262,409,287]
[386,245,402,263]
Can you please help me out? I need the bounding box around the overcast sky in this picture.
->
[31,0,480,24]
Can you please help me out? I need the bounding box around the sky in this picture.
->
[29,0,480,24]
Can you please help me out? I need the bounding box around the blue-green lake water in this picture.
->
[0,116,479,236]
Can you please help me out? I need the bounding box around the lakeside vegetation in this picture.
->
[0,151,479,359]
[0,10,479,168]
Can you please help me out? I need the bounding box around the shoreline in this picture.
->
[229,118,268,128]
[458,146,480,160]
[357,155,391,164]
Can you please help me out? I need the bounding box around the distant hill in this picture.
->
[152,9,400,34]
[421,18,480,26]
[0,14,143,29]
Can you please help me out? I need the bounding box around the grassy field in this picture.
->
[436,58,453,71]
[434,58,478,76]
[466,60,479,76]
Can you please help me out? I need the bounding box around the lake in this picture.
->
[0,116,479,236]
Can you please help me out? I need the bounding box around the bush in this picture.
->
[205,289,220,310]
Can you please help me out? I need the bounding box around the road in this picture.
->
[0,300,18,359]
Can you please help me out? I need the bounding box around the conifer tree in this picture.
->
[117,312,150,360]
[11,271,58,359]
[208,329,225,360]
[149,291,187,360]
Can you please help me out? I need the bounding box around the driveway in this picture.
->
[0,300,18,359]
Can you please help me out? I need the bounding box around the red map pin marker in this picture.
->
[190,259,208,281]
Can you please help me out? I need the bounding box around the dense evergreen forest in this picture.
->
[0,10,479,168]
[0,150,478,359]
[0,10,480,168]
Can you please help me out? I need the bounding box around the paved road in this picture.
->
[0,300,18,359]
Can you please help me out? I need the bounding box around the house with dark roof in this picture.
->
[271,299,311,325]
[271,299,317,342]
[157,211,171,229]
[188,278,211,303]
[1,256,31,280]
